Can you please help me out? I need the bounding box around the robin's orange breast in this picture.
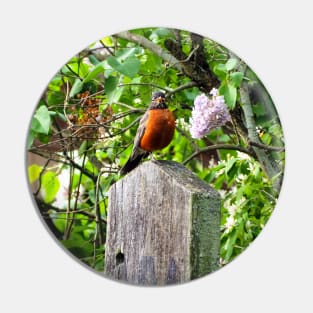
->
[139,109,175,152]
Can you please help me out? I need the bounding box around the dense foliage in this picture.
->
[27,27,285,271]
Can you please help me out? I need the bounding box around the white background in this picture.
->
[1,0,312,312]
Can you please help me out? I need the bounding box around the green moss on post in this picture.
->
[190,194,221,278]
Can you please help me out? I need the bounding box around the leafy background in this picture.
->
[27,27,285,272]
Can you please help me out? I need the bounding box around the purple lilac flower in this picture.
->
[189,88,231,139]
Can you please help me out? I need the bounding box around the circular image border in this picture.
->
[26,27,285,286]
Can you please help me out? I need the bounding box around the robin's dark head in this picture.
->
[150,92,167,109]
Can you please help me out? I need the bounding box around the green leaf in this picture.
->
[42,171,60,203]
[108,85,124,104]
[100,36,113,47]
[102,175,117,192]
[224,233,237,261]
[107,56,141,78]
[115,47,138,61]
[28,164,43,183]
[31,105,51,135]
[252,103,266,117]
[47,91,65,106]
[69,78,84,98]
[218,134,231,142]
[105,76,119,94]
[261,132,272,145]
[37,133,50,144]
[78,140,88,156]
[119,56,141,77]
[56,112,67,121]
[219,82,237,109]
[106,56,120,70]
[154,28,175,38]
[61,239,94,258]
[213,63,228,80]
[88,54,100,65]
[225,58,238,71]
[144,51,162,72]
[27,130,35,149]
[230,71,244,87]
[84,62,105,82]
[225,158,237,175]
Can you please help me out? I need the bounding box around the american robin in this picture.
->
[120,92,175,175]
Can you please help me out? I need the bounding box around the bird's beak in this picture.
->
[156,97,164,103]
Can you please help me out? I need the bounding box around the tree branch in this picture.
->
[165,32,219,90]
[65,64,82,81]
[64,152,87,240]
[35,197,106,223]
[99,39,115,56]
[116,31,184,72]
[30,147,99,183]
[118,82,170,92]
[248,140,285,152]
[167,81,198,97]
[65,155,98,183]
[228,53,283,191]
[94,171,105,246]
[34,158,51,196]
[239,73,281,183]
[183,144,253,165]
[118,81,199,98]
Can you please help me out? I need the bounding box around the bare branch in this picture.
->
[36,198,106,223]
[65,64,82,80]
[65,155,98,183]
[248,140,285,152]
[239,69,281,182]
[118,81,199,98]
[99,39,115,56]
[94,171,105,246]
[34,158,51,196]
[116,31,184,72]
[167,81,198,97]
[118,82,170,92]
[64,152,87,240]
[183,144,253,165]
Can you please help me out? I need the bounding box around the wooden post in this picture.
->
[105,160,221,286]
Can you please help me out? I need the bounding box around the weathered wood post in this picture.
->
[105,160,220,286]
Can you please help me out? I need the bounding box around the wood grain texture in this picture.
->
[105,160,220,286]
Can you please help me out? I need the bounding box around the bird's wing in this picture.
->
[119,109,151,175]
[132,110,150,153]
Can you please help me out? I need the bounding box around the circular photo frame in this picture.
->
[26,27,285,286]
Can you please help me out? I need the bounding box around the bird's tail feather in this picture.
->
[119,152,148,175]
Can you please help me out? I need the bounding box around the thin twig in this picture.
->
[64,151,75,239]
[36,198,106,223]
[118,82,170,92]
[248,140,285,152]
[99,40,115,56]
[183,144,253,165]
[65,155,97,183]
[118,81,199,98]
[115,102,141,111]
[94,171,104,246]
[63,80,73,126]
[172,44,199,66]
[34,158,51,196]
[167,81,198,97]
[66,64,82,80]
[64,152,87,239]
